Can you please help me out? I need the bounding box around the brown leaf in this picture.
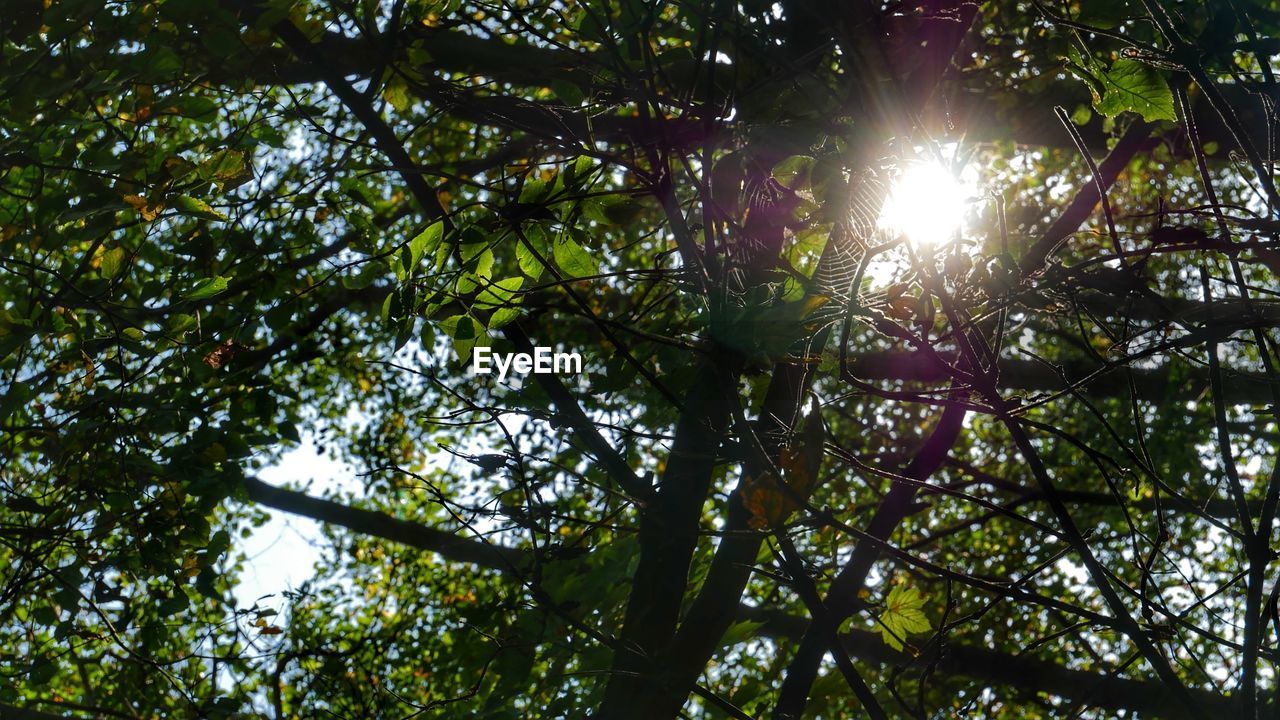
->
[887,296,916,321]
[202,339,239,369]
[741,477,777,530]
[80,351,95,388]
[741,406,826,530]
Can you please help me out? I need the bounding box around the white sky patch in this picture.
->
[234,435,356,608]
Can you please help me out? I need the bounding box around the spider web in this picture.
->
[809,169,889,323]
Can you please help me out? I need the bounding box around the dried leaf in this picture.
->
[741,473,779,530]
[202,339,239,369]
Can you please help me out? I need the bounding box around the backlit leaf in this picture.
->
[185,276,230,301]
[1094,59,1175,122]
[878,584,931,651]
[552,232,598,278]
[173,195,228,221]
[403,221,444,276]
[100,247,127,279]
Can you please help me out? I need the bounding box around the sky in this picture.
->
[233,436,351,609]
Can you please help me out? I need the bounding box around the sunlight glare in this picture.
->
[878,160,971,247]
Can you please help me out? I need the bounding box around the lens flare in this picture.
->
[877,160,971,247]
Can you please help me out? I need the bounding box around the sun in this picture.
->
[877,160,972,247]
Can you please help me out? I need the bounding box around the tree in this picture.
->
[2,0,1279,717]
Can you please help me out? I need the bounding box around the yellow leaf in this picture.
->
[122,194,162,221]
[878,584,931,651]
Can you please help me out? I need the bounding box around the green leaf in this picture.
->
[439,314,482,362]
[167,314,197,334]
[342,183,376,208]
[551,79,584,106]
[100,247,127,279]
[380,289,401,324]
[1095,59,1175,122]
[488,306,521,329]
[173,195,228,221]
[565,154,594,188]
[441,314,478,340]
[171,95,218,122]
[517,227,549,279]
[32,605,58,625]
[552,232,599,278]
[407,221,444,273]
[479,277,524,329]
[157,593,190,616]
[473,248,495,281]
[780,276,805,302]
[519,178,549,204]
[721,619,765,649]
[185,276,230,301]
[583,196,646,227]
[772,155,815,191]
[476,276,524,308]
[456,272,480,296]
[198,149,252,191]
[459,228,489,261]
[383,77,412,112]
[28,658,56,685]
[278,421,301,444]
[878,584,931,651]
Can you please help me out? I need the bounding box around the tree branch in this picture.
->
[241,477,527,571]
[1018,120,1154,275]
[751,609,1244,718]
[239,476,1247,719]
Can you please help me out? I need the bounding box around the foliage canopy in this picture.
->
[4,0,1280,718]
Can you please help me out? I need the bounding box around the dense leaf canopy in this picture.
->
[4,0,1280,718]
